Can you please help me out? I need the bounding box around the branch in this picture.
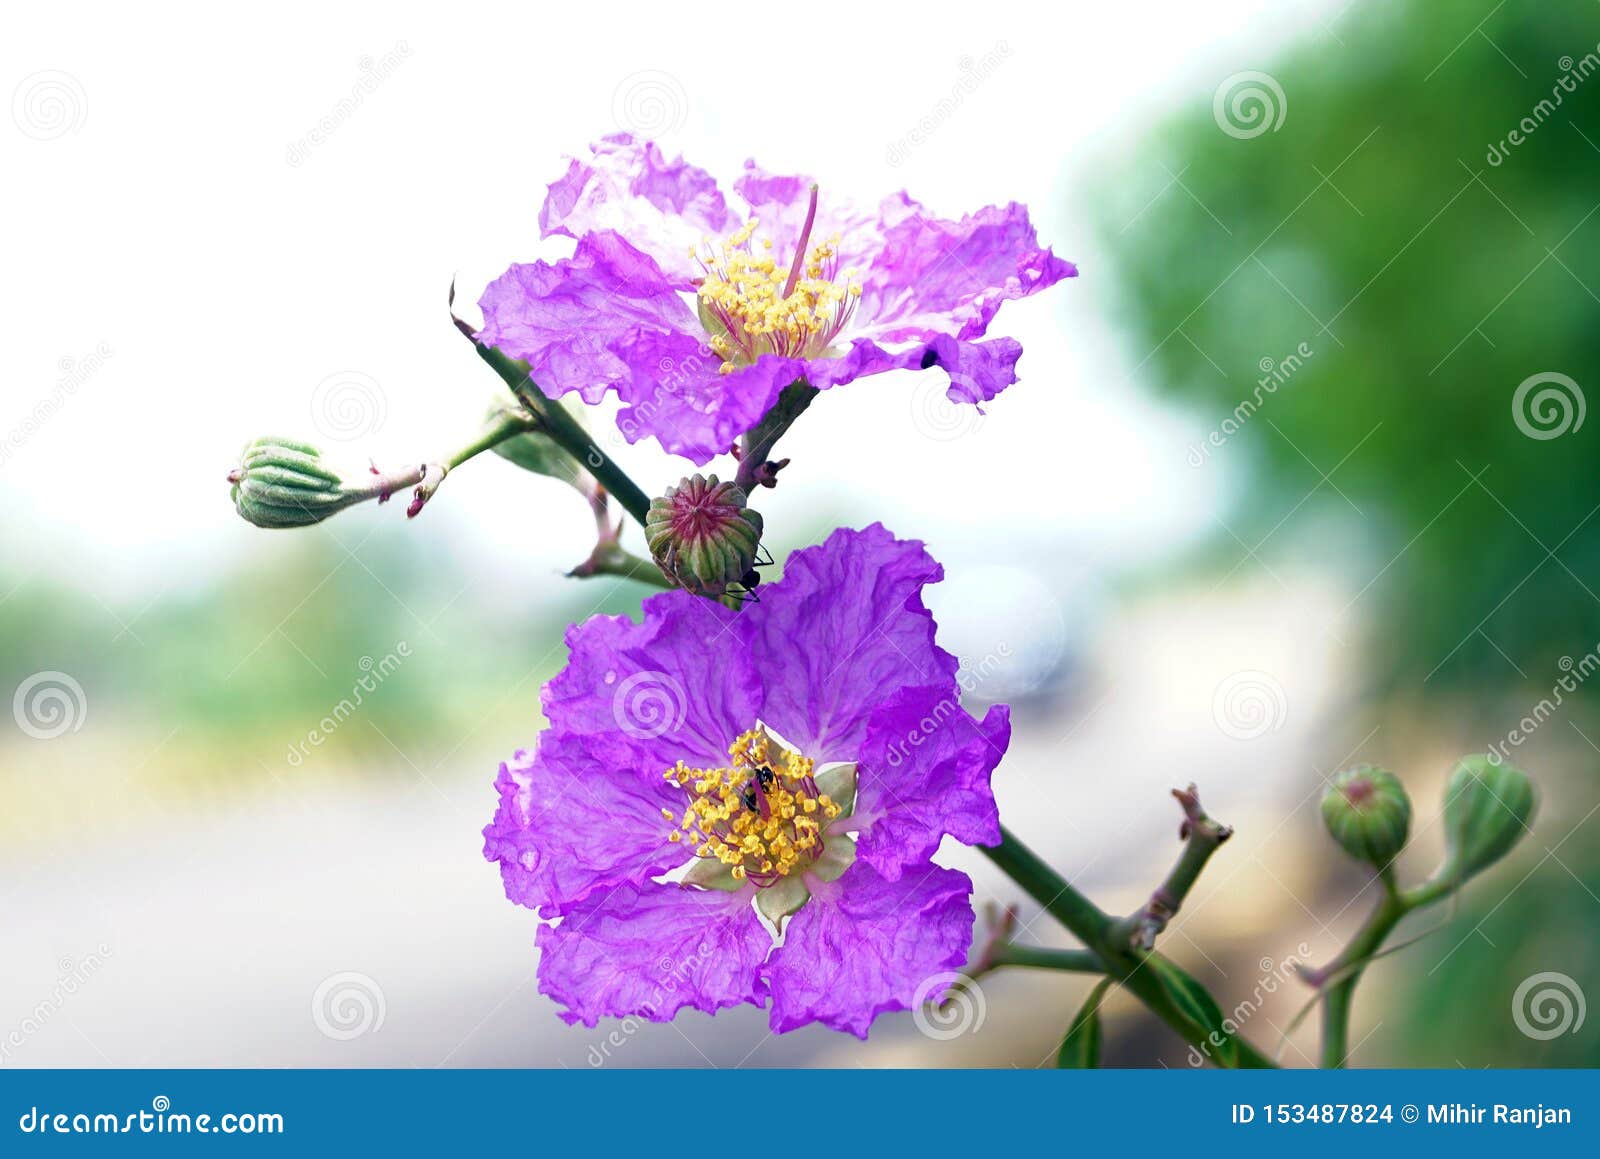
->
[990,944,1106,974]
[566,503,674,590]
[734,380,817,491]
[980,823,1275,1067]
[470,343,654,526]
[450,284,654,526]
[1108,784,1233,951]
[407,404,544,518]
[1299,875,1455,1067]
[962,905,1107,979]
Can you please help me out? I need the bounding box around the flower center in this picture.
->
[663,727,843,887]
[691,185,862,372]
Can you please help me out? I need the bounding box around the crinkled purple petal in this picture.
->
[487,144,1072,465]
[476,230,699,407]
[764,861,974,1039]
[915,334,1025,406]
[733,161,881,265]
[851,686,1008,881]
[477,227,794,465]
[536,881,770,1027]
[857,197,1075,344]
[483,730,685,918]
[610,326,790,464]
[748,525,957,763]
[612,331,1028,463]
[540,135,734,284]
[542,590,759,772]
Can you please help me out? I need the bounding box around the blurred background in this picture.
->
[3,0,1596,1068]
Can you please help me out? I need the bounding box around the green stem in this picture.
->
[569,543,674,590]
[445,407,537,470]
[1319,984,1354,1070]
[1314,886,1405,1068]
[990,945,1105,974]
[981,825,1277,1068]
[1107,785,1232,950]
[345,463,428,505]
[735,380,817,491]
[980,825,1114,946]
[405,406,545,517]
[1311,873,1455,1068]
[473,343,653,525]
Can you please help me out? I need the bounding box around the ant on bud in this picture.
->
[729,544,776,604]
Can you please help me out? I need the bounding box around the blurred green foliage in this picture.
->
[0,526,655,787]
[1096,0,1600,694]
[1094,0,1600,1068]
[1392,856,1600,1066]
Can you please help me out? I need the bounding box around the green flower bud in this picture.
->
[1439,755,1536,887]
[1321,764,1412,868]
[228,437,402,529]
[644,474,763,596]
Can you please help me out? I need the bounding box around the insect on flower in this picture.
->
[483,525,1010,1037]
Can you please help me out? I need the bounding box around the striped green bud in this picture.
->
[229,437,377,529]
[644,474,763,597]
[1439,755,1536,887]
[1321,764,1412,868]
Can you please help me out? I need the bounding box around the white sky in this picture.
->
[2,0,1346,598]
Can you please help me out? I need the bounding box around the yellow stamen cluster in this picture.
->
[691,218,861,372]
[663,727,842,886]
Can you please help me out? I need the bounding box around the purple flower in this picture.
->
[483,525,1011,1038]
[476,135,1076,464]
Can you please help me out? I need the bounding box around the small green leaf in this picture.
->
[814,762,858,819]
[1056,978,1111,1067]
[1149,956,1238,1068]
[756,875,810,925]
[809,832,856,883]
[487,402,590,492]
[696,294,732,347]
[682,857,744,893]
